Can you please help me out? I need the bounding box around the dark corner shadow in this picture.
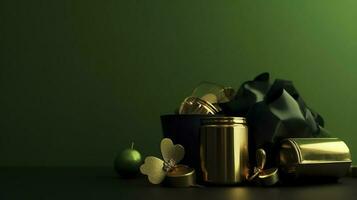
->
[276,177,342,188]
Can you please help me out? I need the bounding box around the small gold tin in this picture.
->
[258,168,279,186]
[165,165,196,187]
[279,138,352,179]
[200,117,249,184]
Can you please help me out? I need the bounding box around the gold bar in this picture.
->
[279,138,351,179]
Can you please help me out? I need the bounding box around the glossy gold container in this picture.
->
[279,138,352,179]
[200,117,249,184]
[179,97,221,115]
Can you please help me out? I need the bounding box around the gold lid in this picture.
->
[164,165,196,187]
[258,168,279,186]
[201,116,246,125]
[179,97,221,115]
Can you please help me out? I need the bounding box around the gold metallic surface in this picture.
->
[200,117,249,184]
[256,149,266,170]
[258,168,279,186]
[247,169,260,182]
[247,149,279,186]
[165,165,196,187]
[179,97,221,115]
[247,149,266,182]
[279,138,352,178]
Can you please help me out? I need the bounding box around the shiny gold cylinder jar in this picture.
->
[200,117,249,184]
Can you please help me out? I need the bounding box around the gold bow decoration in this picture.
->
[140,138,196,187]
[247,149,279,186]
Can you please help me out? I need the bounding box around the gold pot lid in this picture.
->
[164,165,196,187]
[201,116,246,125]
[258,168,279,186]
[179,97,221,115]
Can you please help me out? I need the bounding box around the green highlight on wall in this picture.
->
[0,0,356,166]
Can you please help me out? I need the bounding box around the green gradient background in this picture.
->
[1,0,356,166]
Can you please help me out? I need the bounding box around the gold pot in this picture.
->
[200,117,249,184]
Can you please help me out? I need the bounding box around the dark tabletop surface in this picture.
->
[0,167,357,200]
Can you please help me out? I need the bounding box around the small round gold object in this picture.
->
[258,168,279,186]
[179,97,221,115]
[164,165,196,187]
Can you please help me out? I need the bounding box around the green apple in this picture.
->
[114,142,143,178]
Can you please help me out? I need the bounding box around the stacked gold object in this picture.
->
[175,82,353,186]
